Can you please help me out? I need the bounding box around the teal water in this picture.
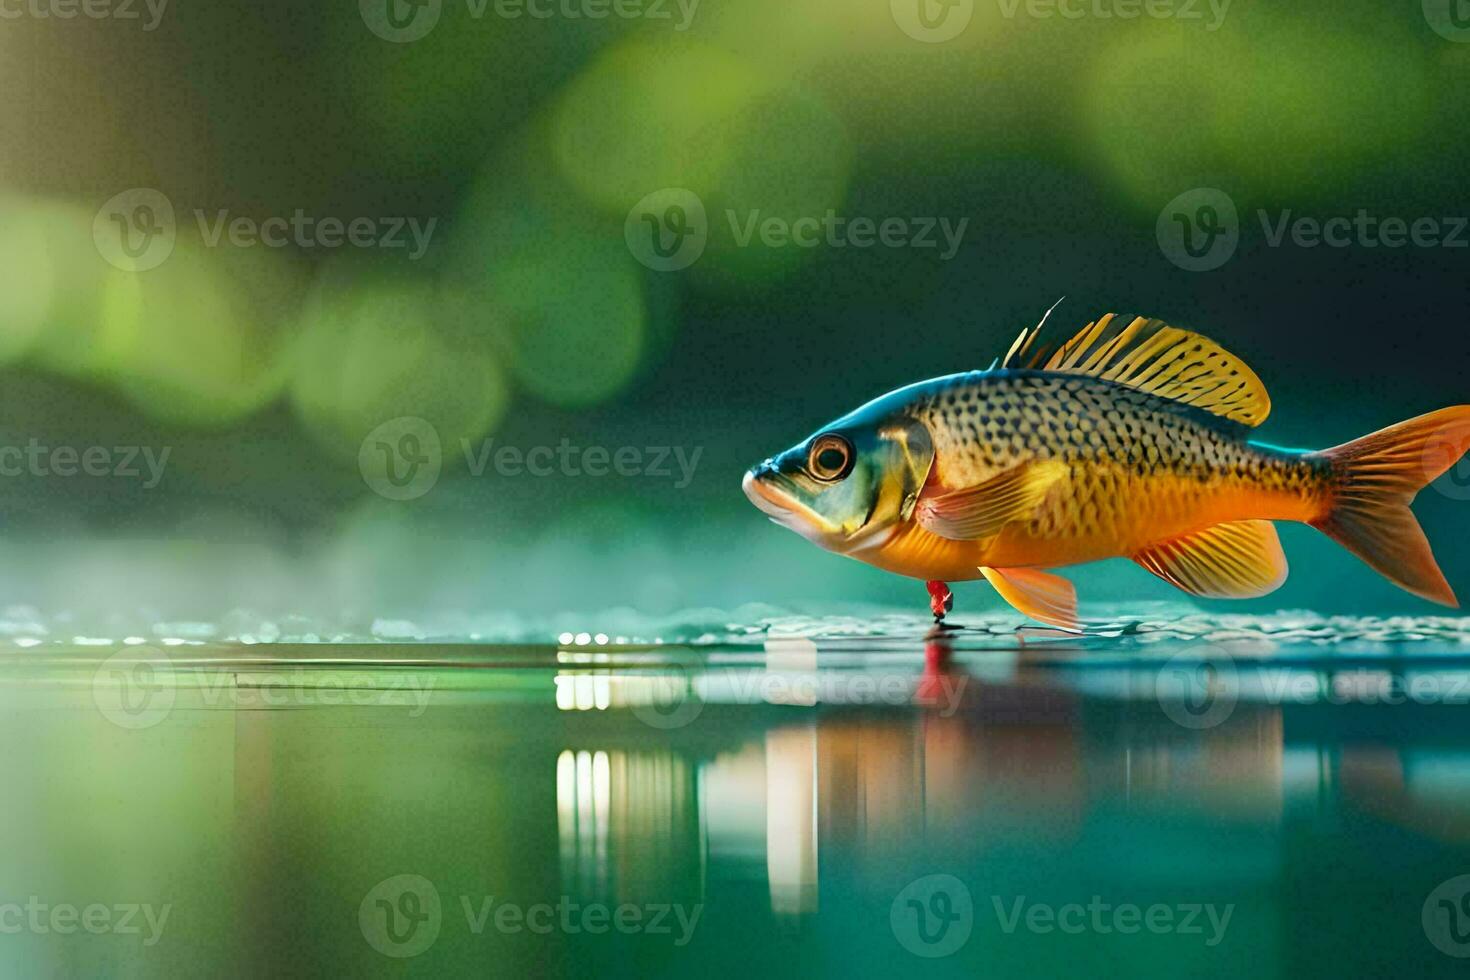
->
[5,610,1470,977]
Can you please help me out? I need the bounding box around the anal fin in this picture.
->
[980,566,1079,631]
[1133,519,1288,599]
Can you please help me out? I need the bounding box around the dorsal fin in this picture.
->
[1000,309,1271,427]
[1001,296,1063,370]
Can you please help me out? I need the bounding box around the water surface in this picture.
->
[5,610,1470,977]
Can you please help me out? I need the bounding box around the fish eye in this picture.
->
[807,434,853,482]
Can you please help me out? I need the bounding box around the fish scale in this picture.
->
[911,370,1327,560]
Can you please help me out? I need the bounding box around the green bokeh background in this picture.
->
[0,0,1467,624]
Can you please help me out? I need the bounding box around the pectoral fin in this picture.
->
[1133,519,1288,598]
[915,461,1066,541]
[980,566,1080,631]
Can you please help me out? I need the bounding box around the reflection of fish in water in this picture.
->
[744,307,1470,630]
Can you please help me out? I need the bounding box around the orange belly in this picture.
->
[860,470,1325,580]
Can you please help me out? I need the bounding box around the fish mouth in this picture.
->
[742,467,835,537]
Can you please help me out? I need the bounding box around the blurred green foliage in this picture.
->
[1,1,1464,446]
[0,0,1467,615]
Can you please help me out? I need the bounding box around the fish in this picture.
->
[742,308,1470,630]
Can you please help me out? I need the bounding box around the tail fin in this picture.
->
[1309,406,1470,607]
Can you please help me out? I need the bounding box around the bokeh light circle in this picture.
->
[290,270,510,464]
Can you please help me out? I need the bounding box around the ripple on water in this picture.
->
[0,604,1469,651]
